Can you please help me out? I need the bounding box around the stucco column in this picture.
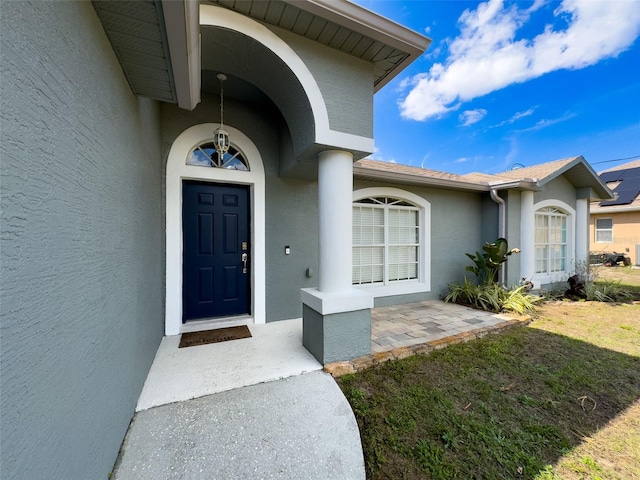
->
[520,190,535,283]
[300,149,373,365]
[318,150,353,293]
[575,198,588,268]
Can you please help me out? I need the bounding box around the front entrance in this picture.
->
[182,181,251,322]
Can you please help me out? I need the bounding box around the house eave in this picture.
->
[93,0,201,110]
[284,0,431,91]
[162,0,201,110]
[537,156,614,200]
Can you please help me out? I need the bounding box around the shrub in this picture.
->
[445,278,540,314]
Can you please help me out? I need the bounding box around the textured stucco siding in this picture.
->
[162,94,319,322]
[269,26,374,138]
[354,180,483,301]
[534,176,577,209]
[303,305,371,363]
[1,3,164,479]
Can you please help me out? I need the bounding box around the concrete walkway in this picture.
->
[113,301,525,479]
[136,319,321,411]
[113,371,364,480]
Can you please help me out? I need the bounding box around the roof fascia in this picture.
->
[283,0,431,91]
[536,156,613,199]
[162,0,201,110]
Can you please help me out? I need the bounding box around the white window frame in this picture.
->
[595,217,613,243]
[352,187,430,298]
[531,200,575,286]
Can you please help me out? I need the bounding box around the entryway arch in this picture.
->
[165,123,265,336]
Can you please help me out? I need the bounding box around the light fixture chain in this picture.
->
[219,76,224,127]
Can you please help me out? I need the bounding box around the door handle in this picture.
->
[242,253,248,274]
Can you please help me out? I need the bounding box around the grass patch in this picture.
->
[339,270,640,479]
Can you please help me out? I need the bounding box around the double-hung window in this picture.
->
[534,207,567,275]
[595,218,613,243]
[352,197,419,286]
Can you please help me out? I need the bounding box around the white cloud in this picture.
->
[459,108,488,126]
[491,107,537,128]
[400,0,640,121]
[455,157,469,163]
[509,108,536,122]
[513,112,577,132]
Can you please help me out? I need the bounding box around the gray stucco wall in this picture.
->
[269,26,374,138]
[303,305,371,363]
[534,175,577,208]
[1,3,164,478]
[162,94,319,322]
[354,180,483,302]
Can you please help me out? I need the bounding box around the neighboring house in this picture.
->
[589,160,640,266]
[0,2,612,479]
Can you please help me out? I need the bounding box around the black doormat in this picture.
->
[179,325,252,348]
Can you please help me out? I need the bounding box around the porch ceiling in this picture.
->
[203,0,431,91]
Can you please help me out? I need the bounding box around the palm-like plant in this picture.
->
[465,238,520,285]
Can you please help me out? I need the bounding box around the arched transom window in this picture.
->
[535,207,567,274]
[353,197,420,285]
[187,142,250,171]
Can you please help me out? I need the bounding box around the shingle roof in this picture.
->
[600,159,640,173]
[469,156,579,183]
[355,159,465,181]
[354,155,613,200]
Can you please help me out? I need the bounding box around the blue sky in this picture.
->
[354,0,640,174]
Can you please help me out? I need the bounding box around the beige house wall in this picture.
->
[590,211,640,265]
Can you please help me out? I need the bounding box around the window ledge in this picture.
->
[532,273,568,289]
[355,281,430,298]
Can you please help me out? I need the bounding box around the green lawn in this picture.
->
[338,269,640,479]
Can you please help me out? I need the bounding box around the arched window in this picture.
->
[534,207,568,275]
[187,142,250,171]
[352,188,430,298]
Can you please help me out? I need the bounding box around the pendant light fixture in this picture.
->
[213,73,230,163]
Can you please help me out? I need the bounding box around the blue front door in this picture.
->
[182,181,250,322]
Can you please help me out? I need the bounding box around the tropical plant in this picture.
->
[465,238,520,285]
[445,278,540,314]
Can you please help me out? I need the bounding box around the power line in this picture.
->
[591,154,640,165]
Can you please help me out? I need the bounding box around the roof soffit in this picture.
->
[93,0,201,110]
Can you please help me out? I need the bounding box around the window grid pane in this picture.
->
[534,210,567,275]
[595,218,613,243]
[352,200,420,286]
[187,143,249,170]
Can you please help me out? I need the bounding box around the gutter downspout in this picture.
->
[490,188,506,284]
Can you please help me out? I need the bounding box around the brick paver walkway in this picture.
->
[325,300,530,377]
[372,300,514,353]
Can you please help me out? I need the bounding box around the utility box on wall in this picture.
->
[636,244,640,266]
